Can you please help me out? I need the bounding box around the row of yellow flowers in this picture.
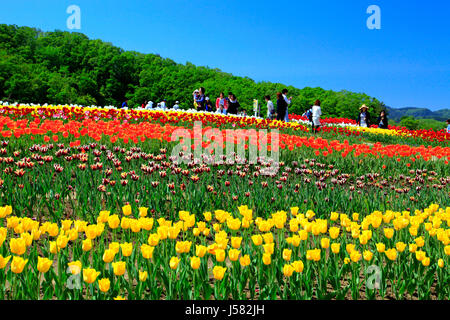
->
[0,204,448,300]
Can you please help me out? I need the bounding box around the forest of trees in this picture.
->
[0,24,386,119]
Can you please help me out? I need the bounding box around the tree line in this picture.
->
[0,24,386,119]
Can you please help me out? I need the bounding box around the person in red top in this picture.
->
[216,92,228,115]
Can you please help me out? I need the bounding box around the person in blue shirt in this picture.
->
[447,119,450,133]
[121,99,128,109]
[195,87,206,111]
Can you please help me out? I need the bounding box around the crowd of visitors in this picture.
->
[121,87,406,131]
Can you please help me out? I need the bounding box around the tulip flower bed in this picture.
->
[0,204,448,300]
[0,104,448,300]
[2,104,449,146]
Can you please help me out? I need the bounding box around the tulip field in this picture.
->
[0,103,448,300]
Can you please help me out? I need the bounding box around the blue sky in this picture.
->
[1,0,449,110]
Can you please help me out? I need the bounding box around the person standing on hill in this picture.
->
[145,100,154,109]
[265,95,275,120]
[357,104,371,127]
[227,93,240,115]
[195,87,206,111]
[216,92,228,115]
[160,99,167,110]
[193,89,200,109]
[377,110,389,129]
[205,97,214,112]
[311,100,322,133]
[276,92,288,121]
[282,89,292,122]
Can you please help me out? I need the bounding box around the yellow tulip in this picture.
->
[169,256,180,270]
[329,227,340,239]
[331,243,341,254]
[395,242,407,252]
[0,255,11,269]
[139,207,148,217]
[11,256,28,274]
[68,261,82,275]
[97,211,110,223]
[195,245,207,258]
[306,249,321,262]
[262,232,274,244]
[291,260,304,273]
[112,261,126,276]
[103,249,116,263]
[231,237,242,249]
[122,205,132,216]
[385,248,397,261]
[251,234,263,246]
[240,255,251,267]
[215,249,226,262]
[414,237,425,247]
[438,259,444,268]
[85,225,98,240]
[190,256,201,270]
[212,266,227,280]
[82,238,92,252]
[262,253,272,265]
[141,244,155,259]
[139,270,148,282]
[282,264,294,277]
[376,243,386,253]
[350,250,361,263]
[10,238,27,255]
[263,243,274,255]
[321,238,330,249]
[109,242,120,254]
[98,278,111,292]
[363,250,373,261]
[148,233,160,246]
[120,242,133,257]
[83,268,100,284]
[108,215,120,229]
[282,249,292,261]
[37,257,53,273]
[415,250,426,262]
[228,249,240,262]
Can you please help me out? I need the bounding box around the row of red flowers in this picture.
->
[1,116,449,162]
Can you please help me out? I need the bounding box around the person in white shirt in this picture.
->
[160,99,167,110]
[282,89,292,122]
[173,101,180,110]
[311,99,322,134]
[265,95,275,120]
[145,101,154,109]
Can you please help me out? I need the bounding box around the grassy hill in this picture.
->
[0,24,385,119]
[387,107,450,122]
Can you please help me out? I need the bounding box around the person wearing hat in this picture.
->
[173,101,180,110]
[193,90,200,109]
[205,97,214,112]
[357,104,371,127]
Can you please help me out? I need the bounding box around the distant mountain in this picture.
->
[386,107,450,122]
